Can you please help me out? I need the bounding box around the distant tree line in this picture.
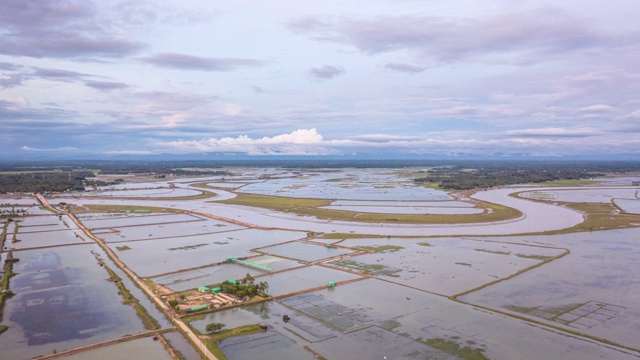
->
[414,165,606,190]
[0,171,94,193]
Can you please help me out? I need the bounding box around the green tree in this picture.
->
[205,322,226,334]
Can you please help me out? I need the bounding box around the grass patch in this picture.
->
[191,182,223,190]
[220,193,330,210]
[562,203,640,232]
[11,221,19,243]
[516,254,552,260]
[320,233,387,239]
[0,251,18,328]
[0,325,7,334]
[115,245,132,251]
[354,245,404,253]
[323,178,352,182]
[475,249,510,256]
[455,262,472,267]
[421,337,488,360]
[379,320,401,331]
[510,195,640,234]
[0,220,8,249]
[418,182,443,190]
[532,179,597,186]
[168,243,208,251]
[83,204,183,213]
[102,264,159,330]
[330,259,401,277]
[202,324,265,360]
[97,188,217,201]
[417,242,433,247]
[221,193,521,225]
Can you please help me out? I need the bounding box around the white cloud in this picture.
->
[504,127,597,137]
[577,104,615,112]
[159,128,325,154]
[21,146,78,152]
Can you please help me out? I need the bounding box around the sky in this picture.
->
[1,0,639,159]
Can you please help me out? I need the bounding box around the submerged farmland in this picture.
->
[0,168,639,359]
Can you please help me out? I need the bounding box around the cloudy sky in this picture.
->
[1,0,639,158]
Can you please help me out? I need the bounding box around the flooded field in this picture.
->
[333,237,565,296]
[614,198,640,214]
[86,188,202,198]
[0,196,39,206]
[321,205,483,214]
[236,169,453,201]
[152,263,265,292]
[0,246,150,359]
[8,215,87,250]
[253,265,363,296]
[459,228,640,350]
[256,241,353,262]
[105,228,306,277]
[519,188,638,203]
[59,337,173,360]
[193,279,637,360]
[80,213,202,229]
[2,168,639,359]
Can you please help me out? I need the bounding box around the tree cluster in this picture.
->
[415,166,604,190]
[0,171,94,193]
[221,274,269,298]
[205,322,226,334]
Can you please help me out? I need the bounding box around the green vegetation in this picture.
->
[0,220,8,248]
[102,264,159,330]
[139,191,216,201]
[202,324,265,360]
[168,243,208,251]
[354,245,404,253]
[330,259,401,277]
[417,241,433,247]
[221,192,521,225]
[220,193,330,211]
[205,322,226,334]
[83,204,181,213]
[511,195,640,234]
[532,179,597,186]
[379,320,401,331]
[115,245,132,251]
[562,203,640,232]
[191,182,226,190]
[455,262,472,267]
[320,233,387,239]
[0,170,94,193]
[0,251,18,331]
[11,221,19,243]
[420,337,488,360]
[220,274,269,298]
[414,162,607,190]
[475,249,510,255]
[0,325,7,334]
